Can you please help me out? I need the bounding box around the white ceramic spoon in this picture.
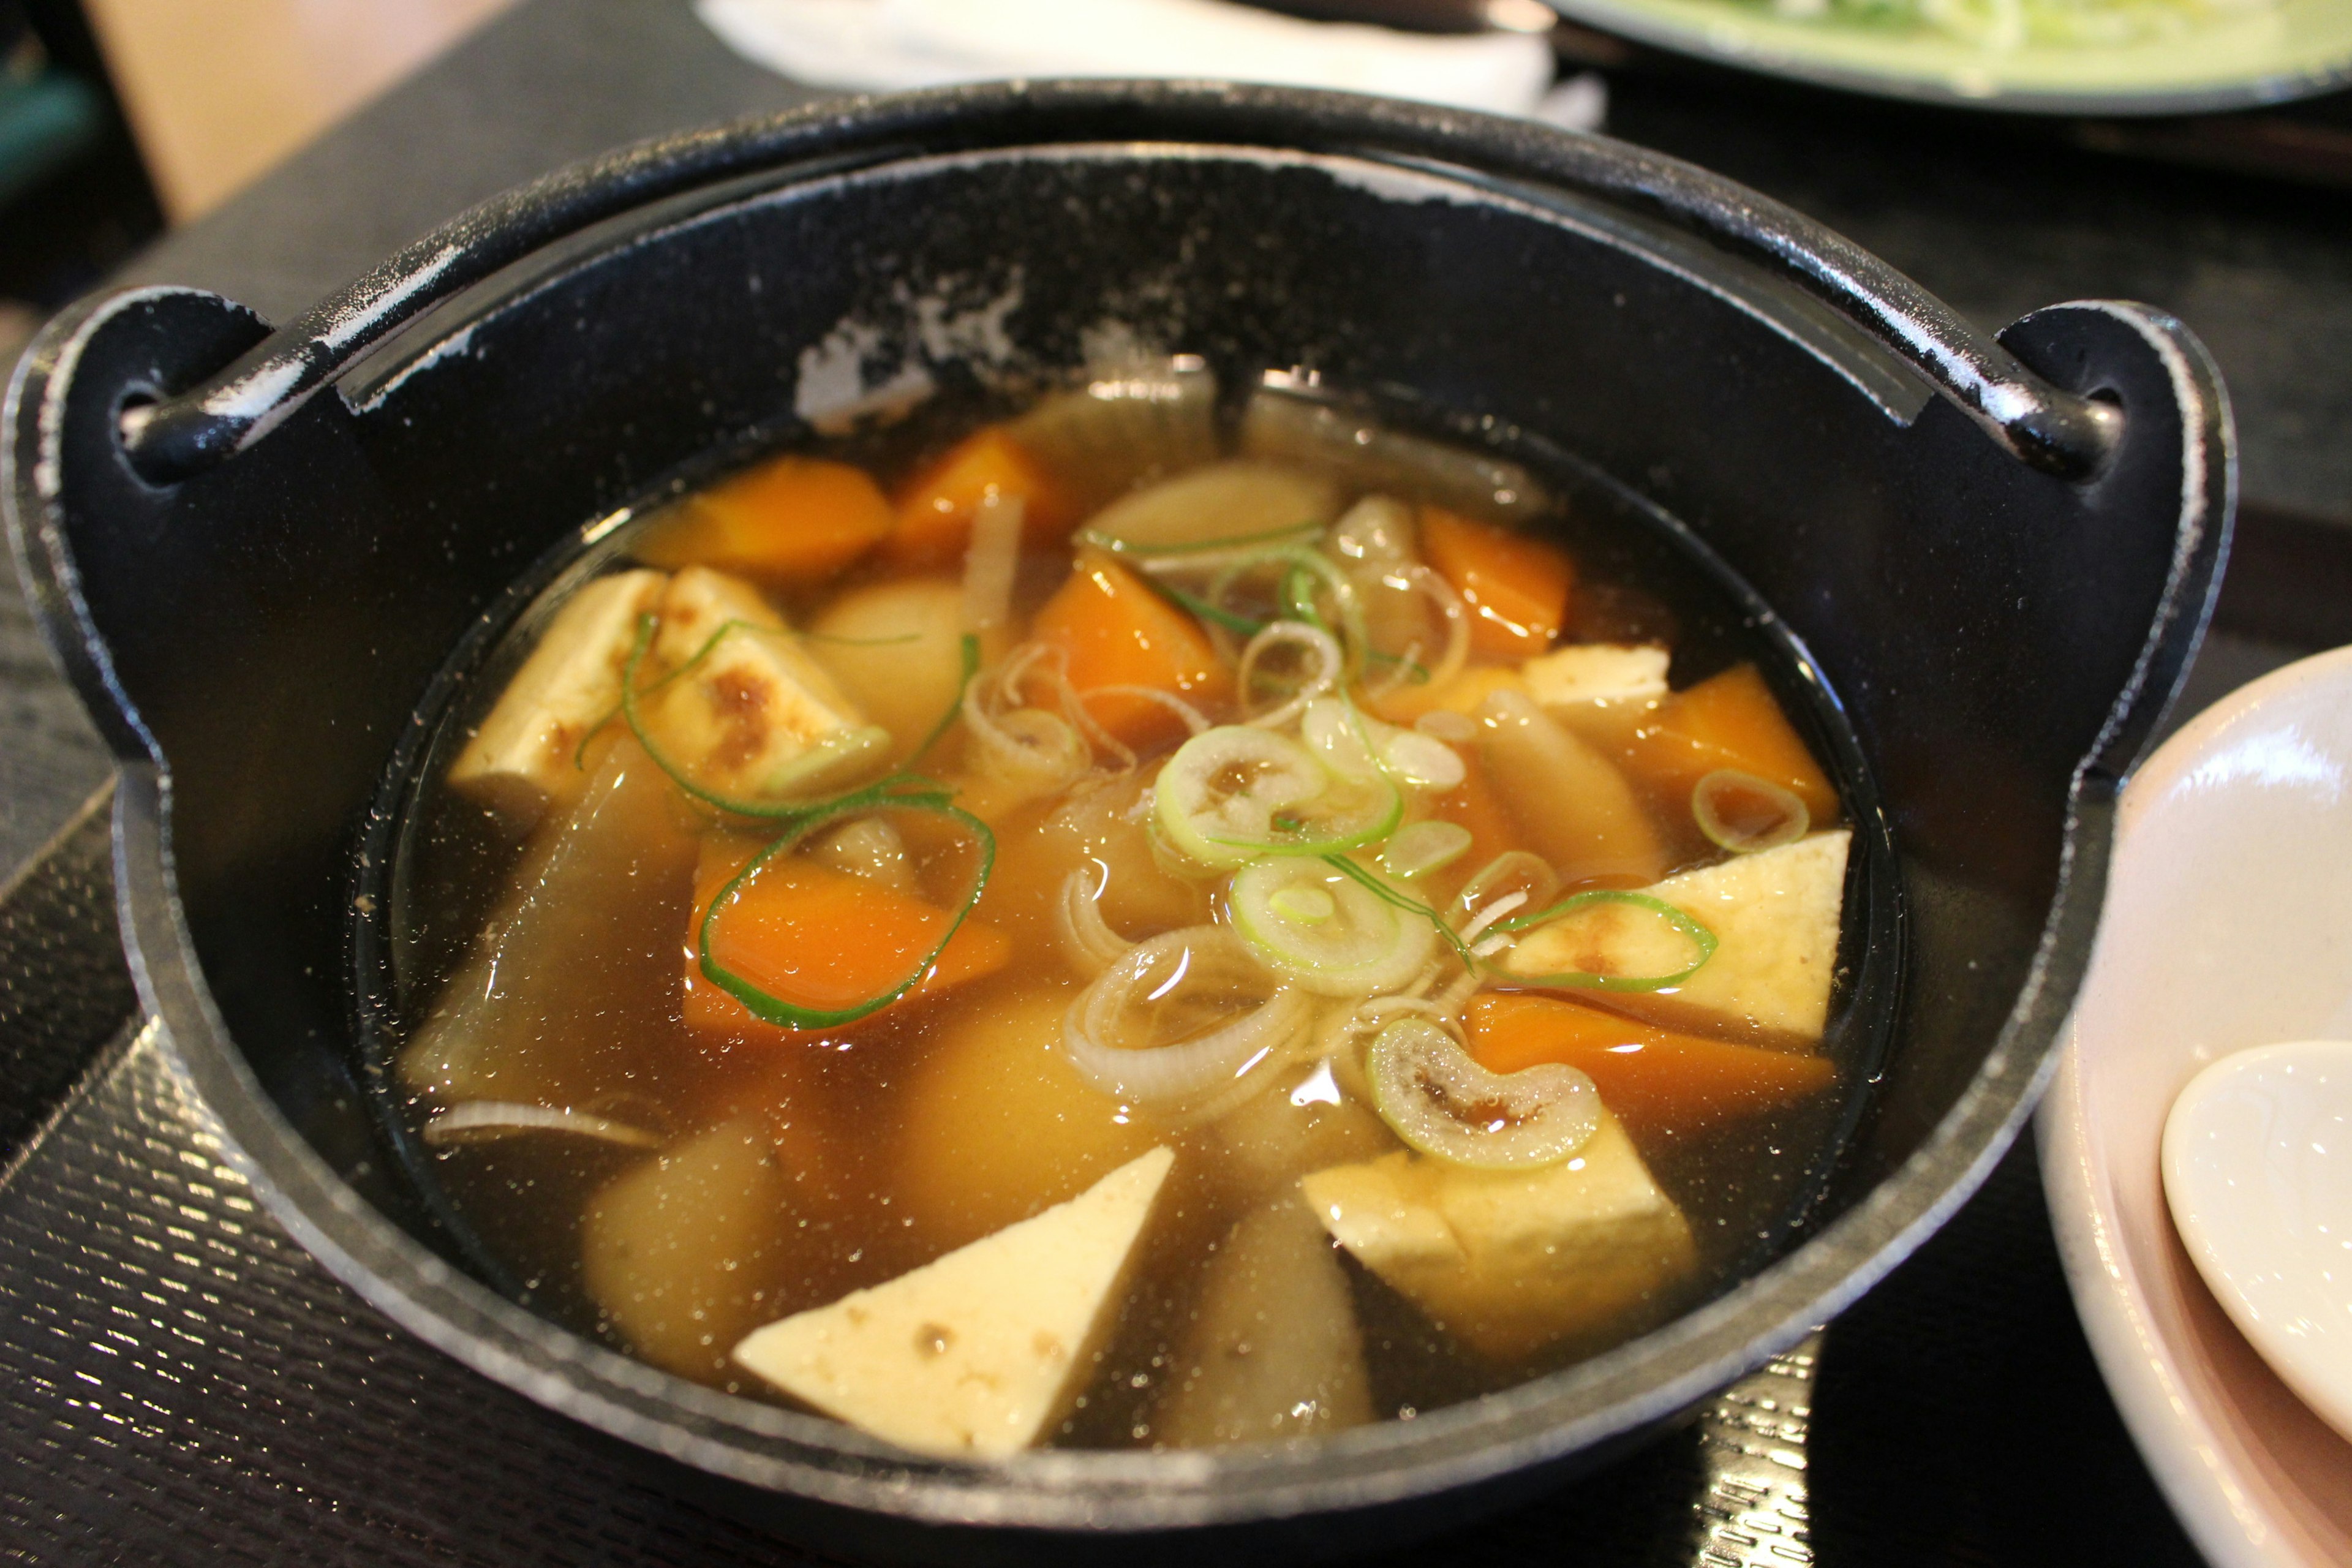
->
[2163,1039,2352,1444]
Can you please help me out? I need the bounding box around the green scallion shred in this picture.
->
[801,630,923,647]
[617,614,890,820]
[907,632,982,766]
[1490,889,1720,993]
[697,790,993,1030]
[1076,519,1323,558]
[1144,576,1427,685]
[1321,854,1481,973]
[1154,580,1267,638]
[573,612,760,771]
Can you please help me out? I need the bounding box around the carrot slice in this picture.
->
[1029,550,1231,751]
[636,456,894,587]
[1626,664,1838,823]
[683,837,1009,1036]
[886,426,1077,569]
[1466,992,1834,1138]
[1419,506,1574,661]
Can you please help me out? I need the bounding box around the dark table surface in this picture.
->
[4,0,2345,1559]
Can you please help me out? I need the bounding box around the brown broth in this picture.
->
[381,375,1882,1448]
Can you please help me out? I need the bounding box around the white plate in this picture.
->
[2041,646,2352,1568]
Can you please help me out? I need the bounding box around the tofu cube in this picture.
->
[1301,1113,1695,1360]
[733,1147,1174,1459]
[447,568,667,828]
[1502,829,1851,1043]
[1520,643,1671,709]
[645,566,885,799]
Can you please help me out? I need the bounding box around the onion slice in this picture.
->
[1154,726,1400,867]
[1238,620,1344,729]
[1381,820,1473,880]
[1692,768,1811,854]
[1064,927,1311,1109]
[1054,864,1131,977]
[423,1101,662,1151]
[1366,1017,1599,1170]
[1229,859,1434,997]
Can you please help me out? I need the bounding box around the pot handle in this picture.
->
[119,82,2121,484]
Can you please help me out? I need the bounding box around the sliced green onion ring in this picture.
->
[1692,768,1810,854]
[1381,820,1473,880]
[696,786,993,1030]
[1300,696,1381,780]
[1300,696,1463,793]
[1491,889,1721,993]
[1063,926,1313,1109]
[1154,726,1401,867]
[1207,547,1371,673]
[1230,859,1434,997]
[1322,855,1480,973]
[1367,1016,1599,1170]
[1237,619,1344,729]
[1379,728,1466,792]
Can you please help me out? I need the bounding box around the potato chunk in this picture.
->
[581,1117,841,1384]
[893,986,1164,1251]
[447,568,666,829]
[734,1147,1175,1458]
[1080,459,1341,552]
[1301,1112,1696,1360]
[1501,829,1851,1044]
[1157,1196,1373,1447]
[1204,1064,1393,1210]
[807,576,1006,761]
[644,567,886,799]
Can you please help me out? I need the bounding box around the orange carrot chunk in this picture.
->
[1627,663,1839,823]
[635,455,894,588]
[683,838,1010,1036]
[1465,992,1835,1139]
[1419,506,1575,661]
[1029,551,1230,752]
[886,426,1077,570]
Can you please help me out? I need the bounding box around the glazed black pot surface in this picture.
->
[4,83,2228,1563]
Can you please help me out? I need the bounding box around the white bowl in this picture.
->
[2041,646,2352,1568]
[2163,1039,2352,1446]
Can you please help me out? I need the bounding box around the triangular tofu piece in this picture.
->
[733,1147,1173,1458]
[1301,1112,1695,1360]
[1501,829,1850,1044]
[646,567,886,799]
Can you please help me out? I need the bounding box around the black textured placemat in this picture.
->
[0,767,2205,1566]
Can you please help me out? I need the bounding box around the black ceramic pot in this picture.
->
[4,81,2228,1564]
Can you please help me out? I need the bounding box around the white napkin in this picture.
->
[696,0,1571,120]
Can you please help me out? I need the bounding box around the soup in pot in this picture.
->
[384,360,1869,1458]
